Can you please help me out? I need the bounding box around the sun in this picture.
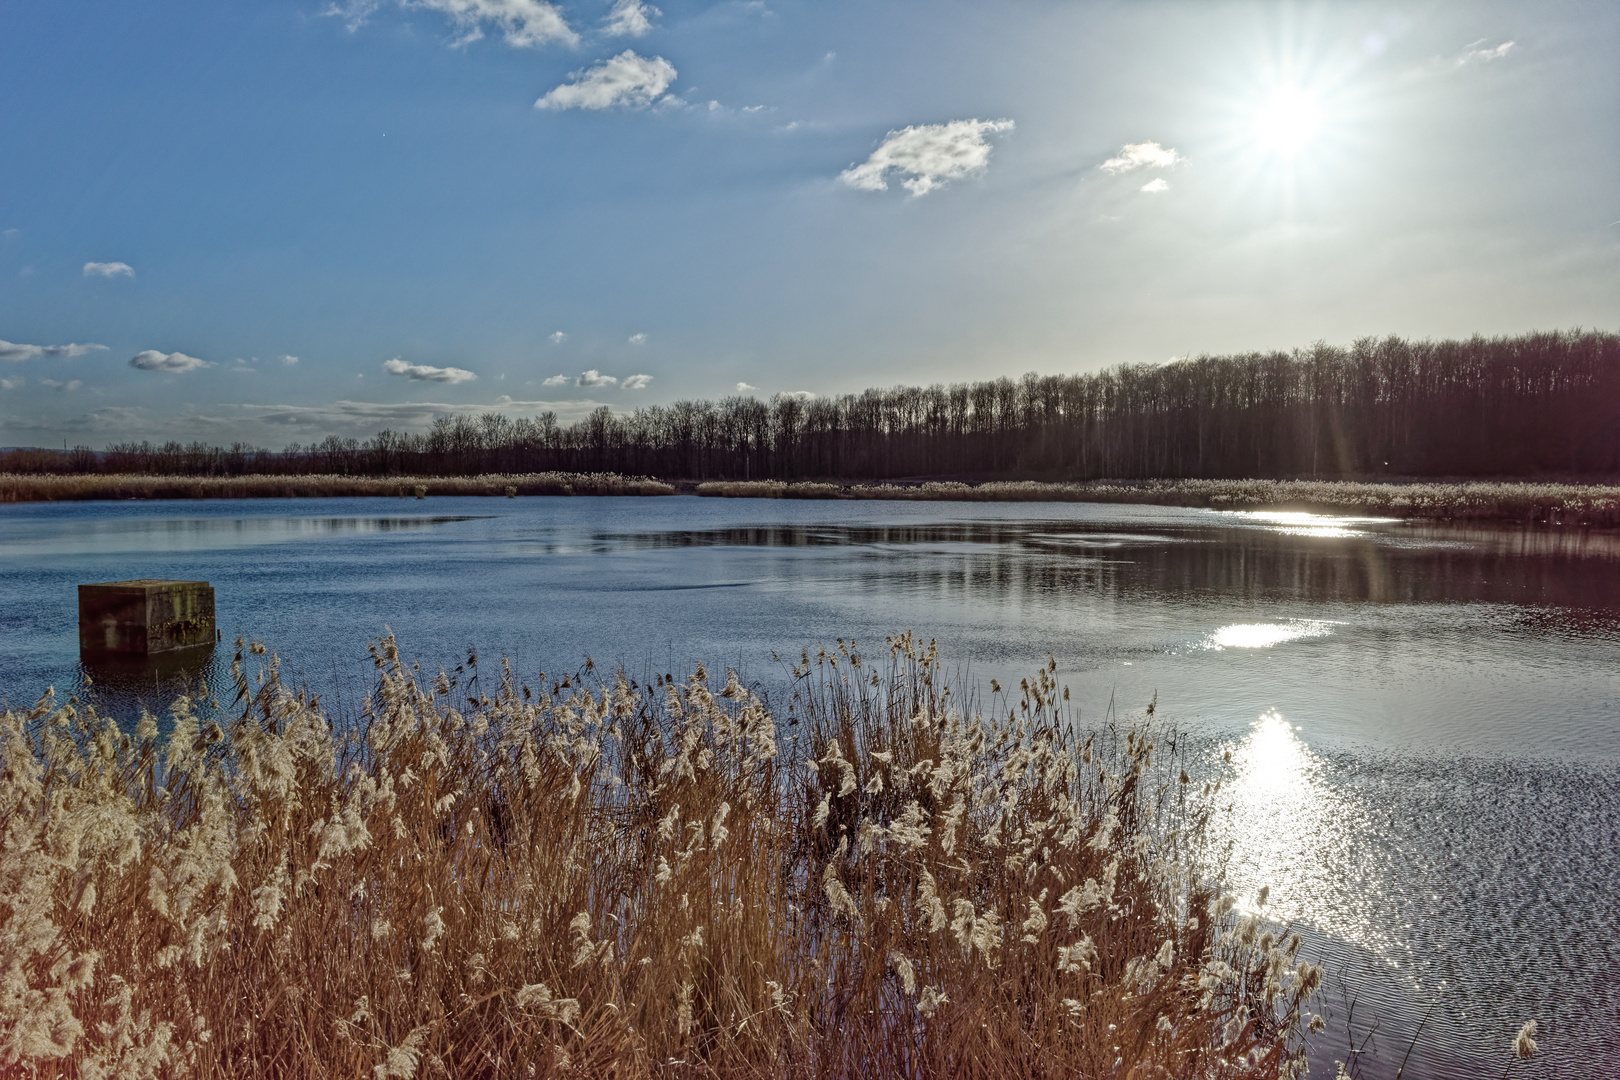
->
[1251,87,1323,159]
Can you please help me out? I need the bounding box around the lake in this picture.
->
[1,495,1616,1077]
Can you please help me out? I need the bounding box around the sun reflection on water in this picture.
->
[1212,710,1386,952]
[1204,620,1335,649]
[1229,510,1396,538]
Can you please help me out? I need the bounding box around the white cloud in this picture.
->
[543,373,571,386]
[627,332,647,344]
[603,0,657,37]
[83,261,134,278]
[735,382,757,393]
[281,354,299,365]
[130,350,213,373]
[840,118,1015,196]
[382,357,478,383]
[0,377,22,390]
[330,0,576,47]
[621,373,652,389]
[549,330,567,343]
[776,390,816,401]
[0,339,107,362]
[1099,142,1180,173]
[40,379,83,392]
[1458,40,1514,65]
[577,369,618,387]
[1140,177,1169,194]
[535,50,676,111]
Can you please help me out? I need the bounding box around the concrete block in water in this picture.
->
[79,579,216,656]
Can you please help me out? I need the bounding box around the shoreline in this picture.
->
[695,477,1620,525]
[3,471,1619,525]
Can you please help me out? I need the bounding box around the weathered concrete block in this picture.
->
[79,579,216,656]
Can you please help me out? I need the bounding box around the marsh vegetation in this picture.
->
[0,472,675,504]
[692,477,1620,525]
[1,634,1324,1078]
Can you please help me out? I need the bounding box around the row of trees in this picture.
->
[6,329,1617,480]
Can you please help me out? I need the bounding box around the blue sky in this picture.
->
[2,0,1616,446]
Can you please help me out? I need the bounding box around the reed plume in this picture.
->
[0,634,1321,1078]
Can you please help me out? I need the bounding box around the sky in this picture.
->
[1,0,1616,447]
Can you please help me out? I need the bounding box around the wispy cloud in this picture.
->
[535,51,676,111]
[621,373,652,389]
[40,378,83,392]
[3,394,615,442]
[603,0,657,37]
[549,330,567,343]
[0,339,107,362]
[280,354,299,365]
[628,332,647,344]
[382,357,477,383]
[542,373,571,386]
[130,350,213,373]
[777,390,816,401]
[735,382,757,393]
[83,261,134,278]
[221,396,599,435]
[577,369,618,387]
[1457,39,1515,65]
[1099,142,1180,174]
[0,377,23,391]
[841,119,1015,197]
[329,0,576,47]
[1140,178,1169,194]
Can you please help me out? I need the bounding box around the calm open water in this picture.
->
[1,495,1616,1077]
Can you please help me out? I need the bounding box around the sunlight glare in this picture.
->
[1206,620,1333,650]
[1252,87,1323,159]
[1232,510,1396,538]
[1209,711,1385,949]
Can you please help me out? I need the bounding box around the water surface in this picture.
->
[1,495,1615,1076]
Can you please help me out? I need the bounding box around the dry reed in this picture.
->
[694,478,1620,526]
[0,634,1320,1078]
[0,473,676,504]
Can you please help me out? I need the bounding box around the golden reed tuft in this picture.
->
[0,633,1324,1078]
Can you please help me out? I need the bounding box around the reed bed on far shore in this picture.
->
[1,633,1321,1078]
[0,472,677,503]
[5,470,1615,526]
[695,478,1620,525]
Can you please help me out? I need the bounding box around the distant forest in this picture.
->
[6,329,1618,481]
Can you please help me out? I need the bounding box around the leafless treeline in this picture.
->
[7,329,1616,480]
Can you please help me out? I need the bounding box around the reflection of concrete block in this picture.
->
[79,580,216,656]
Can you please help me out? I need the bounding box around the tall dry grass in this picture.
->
[694,478,1620,525]
[0,473,676,503]
[1,635,1319,1078]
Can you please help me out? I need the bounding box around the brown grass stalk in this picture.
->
[0,635,1318,1078]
